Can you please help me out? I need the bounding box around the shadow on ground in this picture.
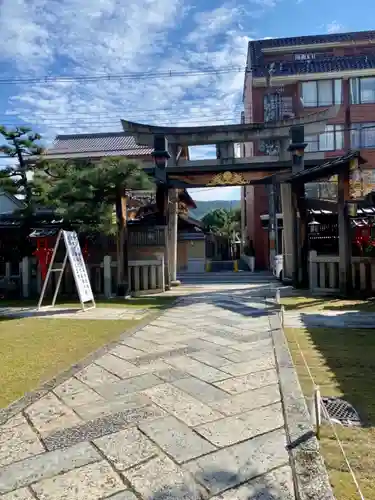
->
[297,312,375,427]
[150,465,293,500]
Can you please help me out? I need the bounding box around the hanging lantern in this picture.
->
[308,218,320,234]
[82,240,89,262]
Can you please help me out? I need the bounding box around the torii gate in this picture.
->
[121,106,339,286]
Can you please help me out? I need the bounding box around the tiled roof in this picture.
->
[254,30,375,50]
[286,150,365,184]
[252,55,375,78]
[248,30,375,77]
[44,132,153,159]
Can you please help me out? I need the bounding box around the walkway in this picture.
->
[0,276,330,500]
[285,309,375,329]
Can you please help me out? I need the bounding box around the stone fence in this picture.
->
[309,250,375,295]
[0,256,165,299]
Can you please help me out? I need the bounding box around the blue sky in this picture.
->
[0,0,373,201]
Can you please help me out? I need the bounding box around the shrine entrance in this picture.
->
[120,110,337,288]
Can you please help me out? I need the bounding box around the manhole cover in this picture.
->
[321,397,362,427]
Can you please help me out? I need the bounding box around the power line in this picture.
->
[0,67,243,86]
[1,104,250,119]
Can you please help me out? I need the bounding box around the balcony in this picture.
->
[263,94,295,123]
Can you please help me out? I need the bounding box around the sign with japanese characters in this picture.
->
[62,231,94,303]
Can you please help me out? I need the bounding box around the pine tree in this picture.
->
[44,156,154,296]
[0,126,44,205]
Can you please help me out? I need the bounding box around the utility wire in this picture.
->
[0,67,243,86]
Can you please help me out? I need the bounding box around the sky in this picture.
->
[0,0,374,201]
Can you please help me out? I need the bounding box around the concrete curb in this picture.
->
[0,297,183,426]
[268,307,336,500]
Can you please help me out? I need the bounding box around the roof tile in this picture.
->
[45,132,153,159]
[249,30,375,78]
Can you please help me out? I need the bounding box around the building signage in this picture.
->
[294,53,316,61]
[63,230,94,303]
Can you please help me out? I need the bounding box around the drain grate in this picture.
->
[321,397,362,427]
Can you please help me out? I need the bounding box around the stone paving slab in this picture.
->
[194,402,284,448]
[213,369,279,394]
[184,428,290,496]
[94,427,158,470]
[1,488,36,500]
[32,460,126,500]
[0,278,333,499]
[285,310,375,329]
[0,415,44,468]
[209,465,295,500]
[143,383,223,427]
[123,454,204,500]
[139,415,216,464]
[0,443,100,495]
[172,377,229,404]
[209,384,281,416]
[25,392,82,437]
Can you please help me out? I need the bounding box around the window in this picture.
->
[350,77,375,104]
[301,79,342,107]
[351,123,375,148]
[305,125,344,152]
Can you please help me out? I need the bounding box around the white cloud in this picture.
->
[0,0,279,200]
[325,21,344,34]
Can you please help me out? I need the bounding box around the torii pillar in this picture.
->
[168,144,180,286]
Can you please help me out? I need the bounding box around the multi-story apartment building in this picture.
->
[242,30,375,269]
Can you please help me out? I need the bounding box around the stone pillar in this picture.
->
[288,126,307,288]
[168,143,180,286]
[156,184,170,290]
[103,255,112,298]
[21,257,30,298]
[168,188,179,285]
[280,183,294,281]
[268,182,277,271]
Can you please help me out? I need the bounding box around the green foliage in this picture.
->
[202,207,241,239]
[42,157,153,234]
[190,199,240,219]
[0,125,44,205]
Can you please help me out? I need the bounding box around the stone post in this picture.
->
[103,255,112,298]
[21,256,30,298]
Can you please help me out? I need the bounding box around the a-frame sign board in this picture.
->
[37,230,96,311]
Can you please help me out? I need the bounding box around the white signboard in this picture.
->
[63,231,94,303]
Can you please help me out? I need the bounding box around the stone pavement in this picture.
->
[284,309,375,329]
[0,278,330,500]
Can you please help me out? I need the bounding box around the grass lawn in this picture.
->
[285,326,375,499]
[0,317,148,409]
[280,294,375,312]
[0,295,177,311]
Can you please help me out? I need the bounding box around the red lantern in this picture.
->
[82,241,89,262]
[33,237,54,281]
